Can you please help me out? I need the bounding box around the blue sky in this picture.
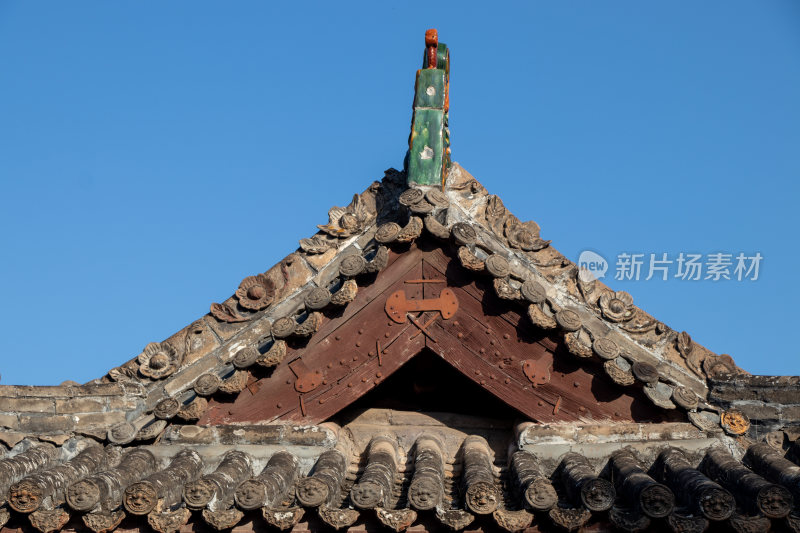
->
[1,2,798,385]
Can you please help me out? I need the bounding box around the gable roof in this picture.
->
[2,28,800,533]
[0,162,764,445]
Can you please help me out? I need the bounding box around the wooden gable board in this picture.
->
[202,239,674,425]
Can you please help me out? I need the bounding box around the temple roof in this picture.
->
[2,29,799,533]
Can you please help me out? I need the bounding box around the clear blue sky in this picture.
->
[1,2,798,385]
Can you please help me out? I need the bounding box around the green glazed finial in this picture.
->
[406,29,451,188]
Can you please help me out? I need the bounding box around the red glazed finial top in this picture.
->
[425,29,438,69]
[425,28,438,46]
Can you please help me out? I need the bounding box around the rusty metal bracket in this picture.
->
[385,289,458,323]
[288,358,323,393]
[408,314,438,343]
[409,314,439,340]
[522,358,551,388]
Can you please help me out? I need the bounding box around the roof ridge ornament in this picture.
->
[406,29,451,188]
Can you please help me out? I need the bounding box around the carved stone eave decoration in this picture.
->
[108,364,139,383]
[234,274,276,311]
[148,507,190,533]
[703,353,741,380]
[137,342,181,380]
[82,510,125,533]
[676,331,698,374]
[316,192,377,239]
[29,508,70,533]
[209,302,249,324]
[298,234,336,255]
[209,272,279,325]
[482,195,550,253]
[598,290,635,323]
[184,320,208,355]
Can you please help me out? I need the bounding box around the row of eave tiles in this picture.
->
[1,434,800,533]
